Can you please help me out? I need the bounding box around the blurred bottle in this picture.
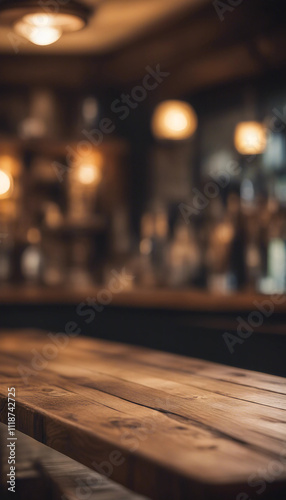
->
[137,210,157,287]
[0,222,13,284]
[227,192,246,290]
[42,237,67,287]
[69,237,93,287]
[266,209,286,293]
[167,219,200,287]
[135,205,169,287]
[42,205,67,286]
[205,219,235,292]
[73,96,100,137]
[19,90,60,139]
[21,227,42,284]
[152,206,169,285]
[244,217,262,291]
[205,193,240,292]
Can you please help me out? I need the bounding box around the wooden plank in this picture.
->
[0,423,50,500]
[39,454,149,500]
[0,423,148,500]
[0,330,286,500]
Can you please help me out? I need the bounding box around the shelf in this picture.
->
[42,215,106,233]
[0,136,129,157]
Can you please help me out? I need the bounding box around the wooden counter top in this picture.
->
[0,330,286,499]
[1,285,286,312]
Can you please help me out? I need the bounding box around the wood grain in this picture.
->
[0,330,285,500]
[39,454,150,500]
[0,423,149,500]
[0,422,50,500]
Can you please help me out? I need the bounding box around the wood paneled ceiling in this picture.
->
[1,0,286,95]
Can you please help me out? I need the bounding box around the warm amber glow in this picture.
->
[0,155,21,176]
[22,13,85,31]
[15,20,62,46]
[234,121,266,155]
[27,227,41,244]
[140,238,152,255]
[215,223,234,244]
[71,150,103,187]
[152,100,197,140]
[0,170,12,198]
[14,12,85,46]
[76,164,101,185]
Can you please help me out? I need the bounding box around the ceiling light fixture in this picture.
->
[0,0,90,47]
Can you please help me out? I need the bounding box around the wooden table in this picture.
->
[0,330,285,499]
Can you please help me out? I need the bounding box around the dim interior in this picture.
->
[0,2,286,297]
[0,1,286,500]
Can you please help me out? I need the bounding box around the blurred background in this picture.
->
[1,0,286,374]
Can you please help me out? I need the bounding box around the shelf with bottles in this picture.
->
[42,215,107,233]
[133,187,286,295]
[0,134,129,287]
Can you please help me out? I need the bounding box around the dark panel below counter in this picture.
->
[0,303,285,377]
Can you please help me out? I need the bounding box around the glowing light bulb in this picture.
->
[164,109,188,132]
[27,26,62,46]
[77,164,101,185]
[15,20,62,46]
[152,100,197,140]
[14,12,85,46]
[234,121,266,155]
[0,170,12,197]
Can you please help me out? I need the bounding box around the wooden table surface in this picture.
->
[0,330,286,499]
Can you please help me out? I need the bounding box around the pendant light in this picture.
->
[151,100,197,141]
[234,87,266,155]
[234,121,267,155]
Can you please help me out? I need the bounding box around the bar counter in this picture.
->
[1,285,286,313]
[1,286,285,378]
